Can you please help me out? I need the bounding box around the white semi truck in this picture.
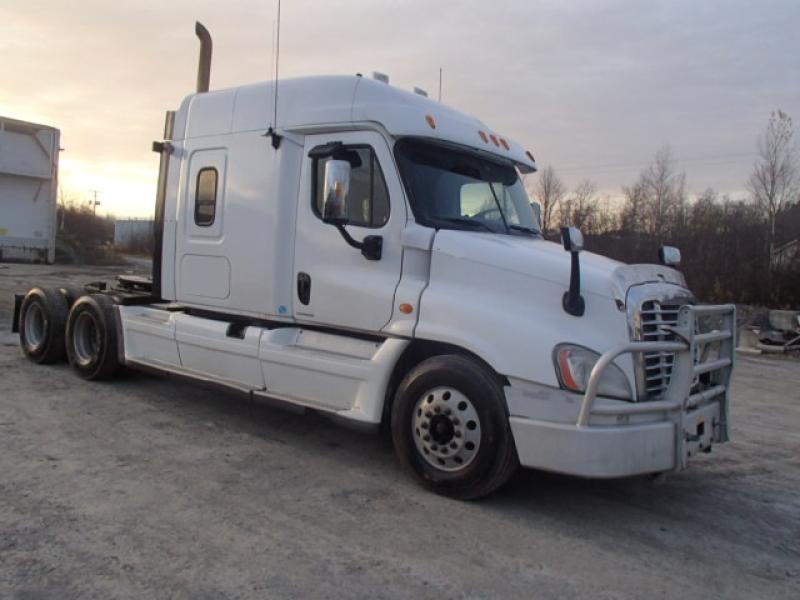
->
[13,25,735,498]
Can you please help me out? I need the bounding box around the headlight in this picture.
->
[553,344,633,401]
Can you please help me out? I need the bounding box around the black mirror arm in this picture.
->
[562,251,585,316]
[326,219,383,261]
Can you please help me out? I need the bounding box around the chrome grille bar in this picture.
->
[635,299,686,400]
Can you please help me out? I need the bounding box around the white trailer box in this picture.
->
[0,116,60,263]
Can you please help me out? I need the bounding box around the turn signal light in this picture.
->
[399,303,414,314]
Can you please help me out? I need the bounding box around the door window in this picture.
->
[194,167,218,226]
[312,146,389,228]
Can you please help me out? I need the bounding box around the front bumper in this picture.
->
[508,304,735,478]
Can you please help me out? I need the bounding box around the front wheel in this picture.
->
[391,354,518,500]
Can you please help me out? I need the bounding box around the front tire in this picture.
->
[65,294,120,380]
[391,354,518,500]
[18,287,70,364]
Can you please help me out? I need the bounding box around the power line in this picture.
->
[556,151,759,173]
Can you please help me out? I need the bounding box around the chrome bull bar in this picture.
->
[577,304,736,468]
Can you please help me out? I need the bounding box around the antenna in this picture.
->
[438,67,442,102]
[266,0,282,149]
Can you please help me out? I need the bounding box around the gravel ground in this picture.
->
[1,263,798,599]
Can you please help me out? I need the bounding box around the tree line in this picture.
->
[528,110,800,307]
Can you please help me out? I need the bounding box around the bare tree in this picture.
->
[747,110,799,274]
[622,146,686,238]
[530,165,566,234]
[565,179,598,231]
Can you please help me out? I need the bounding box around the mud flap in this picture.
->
[12,293,24,333]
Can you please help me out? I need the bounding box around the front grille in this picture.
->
[637,300,685,399]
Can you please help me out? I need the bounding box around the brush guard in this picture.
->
[577,304,736,470]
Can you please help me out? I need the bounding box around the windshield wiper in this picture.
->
[434,217,496,232]
[508,224,540,236]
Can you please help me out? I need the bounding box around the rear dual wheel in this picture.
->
[65,294,121,380]
[19,287,70,364]
[391,354,519,500]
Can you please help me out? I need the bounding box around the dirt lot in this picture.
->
[1,263,798,599]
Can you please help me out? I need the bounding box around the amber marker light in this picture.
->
[425,115,436,129]
[500,138,510,150]
[489,134,500,146]
[399,303,414,314]
[479,130,489,143]
[557,348,581,392]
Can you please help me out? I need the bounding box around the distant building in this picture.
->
[114,218,154,248]
[772,239,800,270]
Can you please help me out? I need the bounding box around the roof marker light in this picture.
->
[372,72,389,84]
[479,130,489,143]
[500,138,510,150]
[526,150,535,162]
[413,87,428,97]
[489,134,500,147]
[425,115,436,129]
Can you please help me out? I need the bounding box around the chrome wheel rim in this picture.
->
[412,387,481,472]
[23,303,46,349]
[73,312,100,366]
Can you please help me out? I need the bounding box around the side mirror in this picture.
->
[320,158,382,261]
[560,227,585,317]
[561,226,584,253]
[322,159,351,223]
[658,246,681,267]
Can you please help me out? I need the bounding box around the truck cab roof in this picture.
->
[172,75,537,173]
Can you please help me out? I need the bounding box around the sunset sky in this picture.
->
[2,0,798,217]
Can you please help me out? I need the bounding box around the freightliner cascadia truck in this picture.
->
[12,24,735,499]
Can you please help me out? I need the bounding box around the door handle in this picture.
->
[297,272,311,305]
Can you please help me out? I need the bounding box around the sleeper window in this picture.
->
[313,147,390,228]
[194,167,218,226]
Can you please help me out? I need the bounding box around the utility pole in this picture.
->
[89,190,101,216]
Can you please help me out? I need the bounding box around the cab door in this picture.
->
[292,131,405,332]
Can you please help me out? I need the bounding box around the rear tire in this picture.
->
[391,354,519,500]
[65,294,121,380]
[58,285,86,307]
[18,287,70,364]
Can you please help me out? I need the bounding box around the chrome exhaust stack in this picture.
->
[195,21,212,93]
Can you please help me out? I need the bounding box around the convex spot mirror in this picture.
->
[322,159,351,223]
[659,245,681,267]
[561,226,584,253]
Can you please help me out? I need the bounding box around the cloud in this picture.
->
[1,0,798,216]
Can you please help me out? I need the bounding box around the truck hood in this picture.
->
[431,231,688,301]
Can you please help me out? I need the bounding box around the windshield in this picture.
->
[395,138,539,235]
